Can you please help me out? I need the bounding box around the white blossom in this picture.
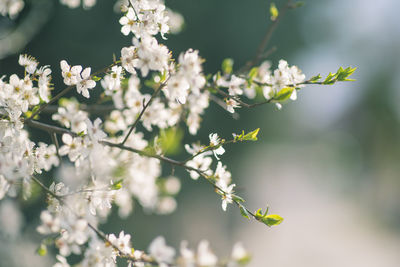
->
[178,241,195,267]
[85,118,107,142]
[119,7,138,36]
[54,255,70,267]
[197,240,218,266]
[59,134,84,162]
[76,67,96,98]
[156,196,177,214]
[166,9,184,34]
[259,59,305,103]
[231,242,249,262]
[225,98,240,113]
[209,133,225,159]
[18,54,38,74]
[35,143,60,172]
[37,210,60,234]
[36,65,52,102]
[108,231,132,255]
[60,0,96,9]
[0,0,24,18]
[149,236,176,265]
[60,60,82,86]
[216,179,235,211]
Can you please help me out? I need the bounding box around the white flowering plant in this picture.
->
[0,0,356,266]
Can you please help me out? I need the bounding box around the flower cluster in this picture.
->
[119,0,169,38]
[50,98,178,216]
[215,59,306,112]
[122,36,170,77]
[258,60,306,105]
[60,60,96,98]
[185,133,236,211]
[0,56,57,200]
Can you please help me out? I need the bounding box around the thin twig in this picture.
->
[50,132,62,166]
[25,119,78,137]
[242,0,293,72]
[121,78,169,145]
[40,104,118,115]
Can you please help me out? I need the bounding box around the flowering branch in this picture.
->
[25,117,273,227]
[26,61,120,121]
[121,76,169,145]
[0,1,357,266]
[242,0,295,71]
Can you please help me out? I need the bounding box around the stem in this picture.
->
[121,78,168,145]
[183,139,236,163]
[40,104,118,115]
[50,132,62,166]
[214,85,272,109]
[25,119,78,136]
[243,0,293,71]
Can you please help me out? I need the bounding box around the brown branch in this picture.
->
[39,104,118,115]
[25,119,79,137]
[50,132,62,166]
[242,0,294,72]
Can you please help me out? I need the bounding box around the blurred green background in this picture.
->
[1,0,400,266]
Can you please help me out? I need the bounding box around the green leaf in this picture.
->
[58,97,69,107]
[37,244,47,256]
[274,87,294,101]
[323,72,336,85]
[309,74,322,83]
[160,70,168,83]
[237,255,252,265]
[159,127,184,156]
[144,79,156,88]
[336,66,357,81]
[242,128,260,141]
[120,77,129,90]
[92,75,102,82]
[111,179,123,190]
[232,194,245,203]
[112,165,126,178]
[233,128,260,142]
[239,205,250,219]
[233,130,245,142]
[207,86,218,94]
[270,3,279,21]
[255,208,263,218]
[321,66,357,85]
[222,58,234,74]
[248,67,259,80]
[261,214,284,227]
